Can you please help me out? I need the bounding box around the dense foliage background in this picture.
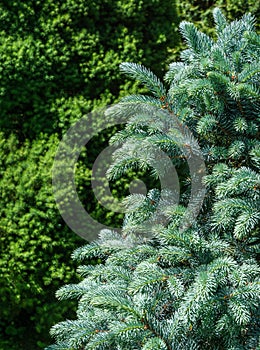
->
[0,1,179,349]
[0,0,259,349]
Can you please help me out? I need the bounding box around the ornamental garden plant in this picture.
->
[47,9,260,349]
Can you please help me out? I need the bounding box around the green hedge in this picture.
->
[0,0,180,138]
[0,133,80,348]
[0,1,180,349]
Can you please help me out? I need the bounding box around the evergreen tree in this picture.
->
[47,9,260,349]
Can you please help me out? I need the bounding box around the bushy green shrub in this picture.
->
[0,0,180,138]
[0,1,180,349]
[0,133,81,348]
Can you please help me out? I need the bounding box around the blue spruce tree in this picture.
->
[47,9,260,350]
